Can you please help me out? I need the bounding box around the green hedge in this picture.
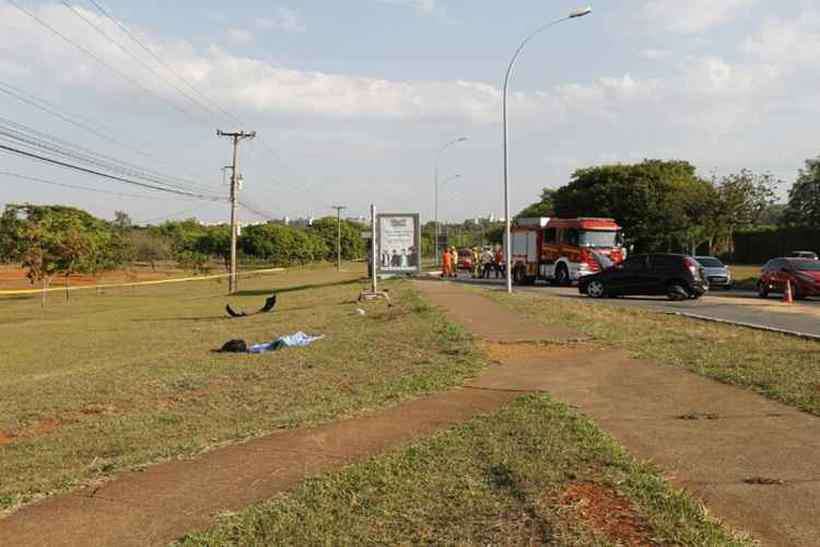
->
[733,228,820,264]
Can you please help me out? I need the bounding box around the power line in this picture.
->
[0,116,217,194]
[0,142,224,201]
[6,0,200,123]
[60,0,219,120]
[0,169,199,201]
[85,0,242,127]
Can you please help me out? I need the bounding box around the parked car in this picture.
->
[579,253,708,301]
[694,256,733,290]
[757,258,820,299]
[790,250,819,260]
[457,249,474,271]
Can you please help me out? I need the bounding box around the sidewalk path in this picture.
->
[2,281,817,546]
[417,280,820,547]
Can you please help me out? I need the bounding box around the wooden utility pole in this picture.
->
[217,130,256,294]
[332,205,347,271]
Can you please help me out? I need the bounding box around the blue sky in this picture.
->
[0,0,818,224]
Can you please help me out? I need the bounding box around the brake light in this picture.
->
[684,257,700,276]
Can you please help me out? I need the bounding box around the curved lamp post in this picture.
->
[435,137,468,265]
[502,6,592,293]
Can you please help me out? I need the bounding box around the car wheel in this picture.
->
[757,282,769,299]
[667,284,689,301]
[555,264,570,286]
[587,280,606,299]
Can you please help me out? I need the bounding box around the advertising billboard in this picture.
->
[377,213,421,274]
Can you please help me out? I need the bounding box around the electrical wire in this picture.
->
[85,0,242,127]
[0,116,217,194]
[0,142,224,201]
[0,169,200,201]
[6,0,200,123]
[60,0,220,120]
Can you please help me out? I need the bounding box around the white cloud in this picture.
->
[225,27,254,46]
[375,0,437,15]
[643,0,755,34]
[742,9,820,68]
[256,7,306,33]
[641,48,671,60]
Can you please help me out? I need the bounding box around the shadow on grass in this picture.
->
[235,278,362,297]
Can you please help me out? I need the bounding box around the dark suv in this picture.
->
[579,253,708,300]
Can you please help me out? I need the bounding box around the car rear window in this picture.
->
[696,257,723,268]
[651,255,682,269]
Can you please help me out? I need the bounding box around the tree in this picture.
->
[784,156,820,228]
[712,170,779,255]
[1,205,129,306]
[553,160,710,252]
[195,225,232,271]
[517,188,556,218]
[308,217,365,262]
[112,210,133,232]
[127,230,171,271]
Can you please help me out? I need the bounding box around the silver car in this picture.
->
[695,256,732,289]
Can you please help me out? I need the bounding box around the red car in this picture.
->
[457,249,474,271]
[758,257,820,299]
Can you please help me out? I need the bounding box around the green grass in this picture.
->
[488,290,820,415]
[180,395,750,546]
[0,267,485,512]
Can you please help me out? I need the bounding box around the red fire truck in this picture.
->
[505,217,625,285]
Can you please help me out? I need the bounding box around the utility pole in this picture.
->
[217,130,256,294]
[332,205,347,272]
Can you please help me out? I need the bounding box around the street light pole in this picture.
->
[502,6,591,293]
[434,136,468,267]
[332,205,347,271]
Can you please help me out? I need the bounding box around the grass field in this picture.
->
[0,265,485,511]
[181,395,750,546]
[489,290,820,415]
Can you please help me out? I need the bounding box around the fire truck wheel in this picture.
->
[587,280,606,298]
[555,264,571,286]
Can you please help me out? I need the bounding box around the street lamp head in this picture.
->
[569,6,592,18]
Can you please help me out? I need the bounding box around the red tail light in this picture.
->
[684,257,700,276]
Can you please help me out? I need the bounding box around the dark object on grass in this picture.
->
[744,477,785,485]
[217,339,248,353]
[226,294,278,318]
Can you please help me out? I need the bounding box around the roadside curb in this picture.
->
[666,311,820,342]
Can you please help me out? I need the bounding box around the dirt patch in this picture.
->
[0,431,17,446]
[560,482,652,546]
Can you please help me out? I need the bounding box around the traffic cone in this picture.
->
[784,279,793,304]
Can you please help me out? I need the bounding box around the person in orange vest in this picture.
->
[441,247,452,278]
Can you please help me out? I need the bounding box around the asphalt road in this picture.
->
[447,276,820,339]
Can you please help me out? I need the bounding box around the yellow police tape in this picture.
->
[0,268,286,297]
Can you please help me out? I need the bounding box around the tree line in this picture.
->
[516,157,820,256]
[0,204,365,305]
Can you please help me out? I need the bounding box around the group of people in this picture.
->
[441,246,505,279]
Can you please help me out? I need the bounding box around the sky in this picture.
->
[0,0,818,225]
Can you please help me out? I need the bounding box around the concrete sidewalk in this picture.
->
[416,280,820,547]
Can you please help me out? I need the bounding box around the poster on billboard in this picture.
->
[377,213,421,274]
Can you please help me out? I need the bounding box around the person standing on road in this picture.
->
[442,247,452,278]
[450,248,459,278]
[472,248,481,278]
[494,246,504,279]
[481,247,494,279]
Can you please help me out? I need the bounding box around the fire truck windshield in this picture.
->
[579,230,619,248]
